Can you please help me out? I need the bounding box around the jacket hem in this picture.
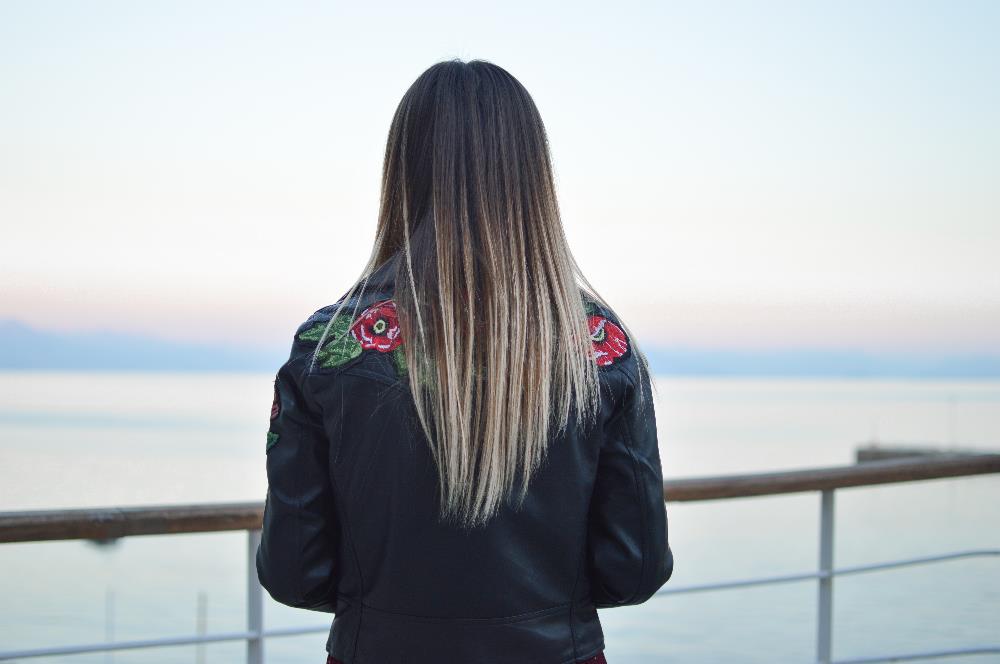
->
[325,595,604,664]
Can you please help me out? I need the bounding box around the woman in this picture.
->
[257,59,673,664]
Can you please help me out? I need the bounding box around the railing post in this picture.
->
[817,489,835,664]
[247,529,264,664]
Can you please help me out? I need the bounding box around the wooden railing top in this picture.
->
[1,453,998,544]
[663,452,1000,501]
[0,502,263,545]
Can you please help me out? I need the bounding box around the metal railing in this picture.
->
[655,452,1000,663]
[1,452,998,663]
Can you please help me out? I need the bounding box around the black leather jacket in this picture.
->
[256,257,673,663]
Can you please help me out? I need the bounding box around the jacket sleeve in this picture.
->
[255,331,339,613]
[586,362,673,609]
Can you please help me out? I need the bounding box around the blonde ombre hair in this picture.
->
[312,59,649,529]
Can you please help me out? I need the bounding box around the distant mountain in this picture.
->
[1,317,998,377]
[0,318,286,372]
[642,346,1000,379]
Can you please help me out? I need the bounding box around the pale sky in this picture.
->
[2,1,998,353]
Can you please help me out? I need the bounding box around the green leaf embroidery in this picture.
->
[391,343,439,389]
[299,314,362,369]
[391,346,408,376]
[297,323,327,342]
[583,299,597,315]
[266,431,279,452]
[296,302,423,381]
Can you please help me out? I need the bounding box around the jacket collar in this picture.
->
[364,251,399,296]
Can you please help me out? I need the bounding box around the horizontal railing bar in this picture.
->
[0,626,330,660]
[832,548,1000,576]
[0,502,263,544]
[832,645,1000,663]
[654,569,822,594]
[653,548,1000,596]
[259,625,330,638]
[1,548,996,659]
[2,454,998,543]
[662,452,1000,502]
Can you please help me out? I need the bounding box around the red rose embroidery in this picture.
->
[588,314,628,366]
[351,299,403,352]
[270,381,280,420]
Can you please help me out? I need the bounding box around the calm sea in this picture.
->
[0,371,998,663]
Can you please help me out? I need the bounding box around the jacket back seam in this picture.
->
[618,370,649,605]
[322,444,366,662]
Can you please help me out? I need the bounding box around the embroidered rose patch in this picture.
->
[270,380,281,420]
[298,299,408,375]
[588,314,629,367]
[582,297,629,367]
[351,300,402,352]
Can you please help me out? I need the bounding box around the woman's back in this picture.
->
[256,58,673,663]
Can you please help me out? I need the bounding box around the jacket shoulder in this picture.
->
[290,295,407,380]
[291,291,638,381]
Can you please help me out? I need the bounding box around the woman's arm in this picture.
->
[586,363,673,608]
[255,335,339,613]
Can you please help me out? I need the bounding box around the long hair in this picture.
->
[312,59,649,529]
